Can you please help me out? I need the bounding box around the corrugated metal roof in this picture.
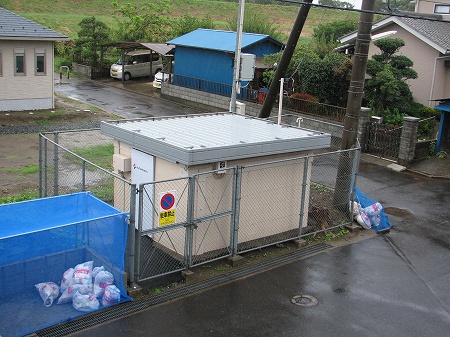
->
[167,28,283,53]
[0,7,68,40]
[101,113,331,166]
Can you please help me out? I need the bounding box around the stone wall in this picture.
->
[72,63,91,78]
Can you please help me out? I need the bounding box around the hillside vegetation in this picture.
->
[1,0,360,42]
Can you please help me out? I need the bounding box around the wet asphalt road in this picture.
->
[67,166,450,337]
[54,76,206,119]
[59,77,450,337]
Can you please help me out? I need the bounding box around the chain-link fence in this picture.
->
[39,129,360,284]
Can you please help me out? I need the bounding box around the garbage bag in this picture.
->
[354,188,392,233]
[93,271,114,298]
[102,285,121,307]
[73,261,94,286]
[35,282,60,307]
[72,291,100,312]
[57,284,92,304]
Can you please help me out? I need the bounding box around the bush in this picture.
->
[409,103,440,139]
[290,92,319,102]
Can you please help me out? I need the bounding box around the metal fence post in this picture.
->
[38,134,43,198]
[230,166,242,256]
[350,146,361,197]
[184,175,196,268]
[298,156,310,238]
[53,132,59,196]
[127,184,137,286]
[43,136,48,197]
[135,183,144,282]
[81,161,86,191]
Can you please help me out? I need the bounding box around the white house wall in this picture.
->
[0,40,54,111]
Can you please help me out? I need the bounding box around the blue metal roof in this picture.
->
[167,28,283,53]
[435,104,450,113]
[0,7,68,40]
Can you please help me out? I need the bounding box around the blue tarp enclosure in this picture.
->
[0,192,131,337]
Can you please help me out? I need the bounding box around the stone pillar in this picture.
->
[357,107,371,149]
[398,116,420,167]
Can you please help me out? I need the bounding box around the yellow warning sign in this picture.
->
[159,209,176,226]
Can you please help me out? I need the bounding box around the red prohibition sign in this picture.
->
[160,193,175,210]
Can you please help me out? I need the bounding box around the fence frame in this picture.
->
[39,130,361,285]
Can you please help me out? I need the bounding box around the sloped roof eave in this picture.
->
[0,36,70,41]
[339,16,449,54]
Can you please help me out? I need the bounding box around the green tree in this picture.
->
[226,7,283,40]
[294,51,352,105]
[319,0,355,9]
[171,14,215,38]
[365,38,418,123]
[263,45,352,106]
[112,0,172,42]
[73,17,110,69]
[313,19,358,43]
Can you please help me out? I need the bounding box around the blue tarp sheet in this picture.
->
[355,187,392,233]
[0,192,132,337]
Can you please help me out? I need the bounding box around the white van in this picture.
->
[110,50,163,81]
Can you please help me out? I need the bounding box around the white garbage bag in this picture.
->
[72,291,100,312]
[35,282,60,307]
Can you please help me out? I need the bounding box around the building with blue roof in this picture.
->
[0,7,69,111]
[167,29,284,95]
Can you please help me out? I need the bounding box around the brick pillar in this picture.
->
[398,116,420,167]
[357,107,371,149]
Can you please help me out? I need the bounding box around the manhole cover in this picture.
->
[291,294,318,307]
[118,105,137,110]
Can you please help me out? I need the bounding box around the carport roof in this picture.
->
[101,113,331,166]
[101,42,174,55]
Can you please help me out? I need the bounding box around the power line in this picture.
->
[277,0,448,22]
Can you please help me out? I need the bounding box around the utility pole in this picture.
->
[258,0,313,118]
[333,0,375,209]
[230,0,245,113]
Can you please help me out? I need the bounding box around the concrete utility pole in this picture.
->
[333,0,375,209]
[230,0,245,113]
[258,0,313,118]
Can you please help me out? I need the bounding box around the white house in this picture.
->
[0,8,69,111]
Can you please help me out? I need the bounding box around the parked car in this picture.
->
[152,71,170,89]
[110,50,163,81]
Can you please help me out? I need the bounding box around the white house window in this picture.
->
[435,4,450,14]
[14,49,25,75]
[35,50,46,75]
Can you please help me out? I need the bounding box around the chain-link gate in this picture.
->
[135,168,236,282]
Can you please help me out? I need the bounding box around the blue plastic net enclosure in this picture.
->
[0,192,132,337]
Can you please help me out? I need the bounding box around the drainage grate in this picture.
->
[36,243,331,337]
